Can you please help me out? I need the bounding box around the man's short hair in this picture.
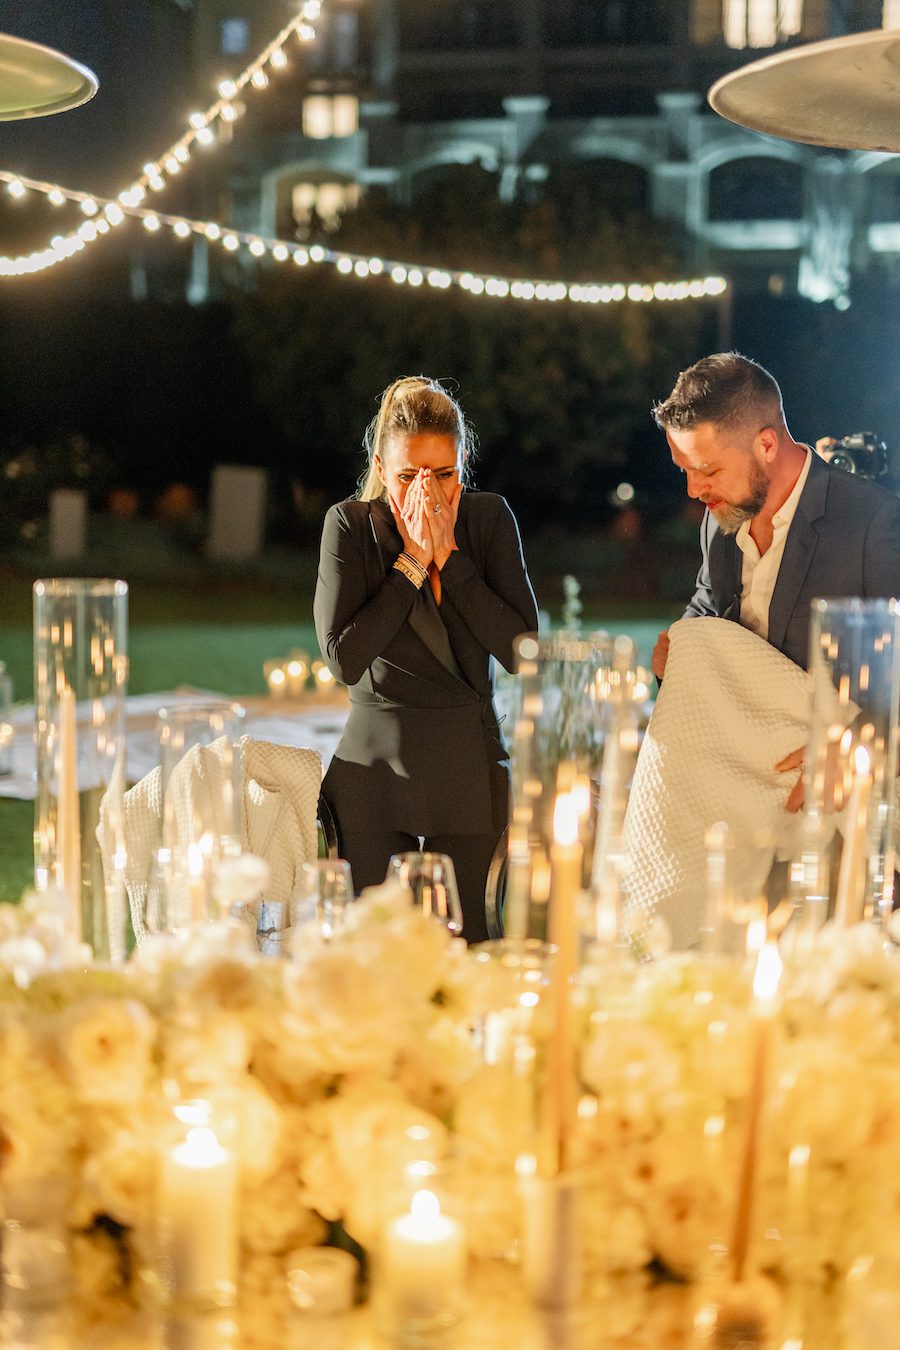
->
[652,352,784,433]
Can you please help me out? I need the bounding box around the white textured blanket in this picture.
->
[623,618,813,949]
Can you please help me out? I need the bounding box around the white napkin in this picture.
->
[622,618,815,949]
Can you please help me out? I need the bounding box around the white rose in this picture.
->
[59,998,156,1105]
[240,1166,327,1255]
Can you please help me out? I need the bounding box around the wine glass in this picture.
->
[387,852,464,936]
[290,859,354,950]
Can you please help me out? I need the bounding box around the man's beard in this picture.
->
[709,460,769,535]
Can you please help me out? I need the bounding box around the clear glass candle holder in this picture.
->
[504,632,612,943]
[33,577,128,962]
[375,1157,467,1339]
[0,1179,71,1311]
[801,598,900,927]
[144,701,244,935]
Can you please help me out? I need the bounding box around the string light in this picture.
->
[0,1,328,276]
[0,168,729,303]
[0,1,731,302]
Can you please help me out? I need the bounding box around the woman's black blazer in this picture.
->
[314,492,539,836]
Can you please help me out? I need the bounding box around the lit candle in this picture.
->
[311,660,336,696]
[730,941,782,1282]
[158,1124,238,1308]
[285,652,309,697]
[57,683,82,940]
[381,1188,466,1330]
[834,744,873,928]
[264,660,287,699]
[546,789,583,1175]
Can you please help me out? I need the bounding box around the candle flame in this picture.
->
[410,1189,440,1223]
[553,791,579,846]
[187,842,204,878]
[752,941,782,1002]
[853,744,871,776]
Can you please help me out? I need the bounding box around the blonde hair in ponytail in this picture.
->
[358,376,475,501]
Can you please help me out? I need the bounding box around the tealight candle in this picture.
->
[264,660,288,699]
[311,660,336,695]
[285,653,309,698]
[158,1125,238,1309]
[381,1188,466,1332]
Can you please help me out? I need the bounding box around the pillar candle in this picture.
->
[158,1125,238,1308]
[381,1189,466,1328]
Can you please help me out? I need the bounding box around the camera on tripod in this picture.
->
[816,432,888,481]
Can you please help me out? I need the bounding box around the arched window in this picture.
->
[707,157,803,221]
[722,0,803,48]
[276,172,361,238]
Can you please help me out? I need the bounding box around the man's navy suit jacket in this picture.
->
[685,451,900,669]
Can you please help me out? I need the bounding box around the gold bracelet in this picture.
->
[393,556,426,589]
[399,551,428,580]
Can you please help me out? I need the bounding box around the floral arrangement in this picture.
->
[1,883,898,1346]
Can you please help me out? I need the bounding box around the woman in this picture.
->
[314,376,539,942]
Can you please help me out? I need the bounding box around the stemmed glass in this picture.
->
[289,859,354,951]
[387,852,464,936]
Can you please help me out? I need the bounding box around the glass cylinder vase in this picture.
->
[143,701,245,936]
[504,632,611,942]
[33,578,128,962]
[801,598,900,928]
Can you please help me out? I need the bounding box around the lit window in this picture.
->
[219,17,250,55]
[302,94,359,139]
[292,180,361,231]
[885,0,900,26]
[724,0,802,49]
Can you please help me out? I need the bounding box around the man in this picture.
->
[651,351,900,808]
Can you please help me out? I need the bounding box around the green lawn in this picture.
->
[0,580,675,903]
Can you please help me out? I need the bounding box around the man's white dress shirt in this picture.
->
[735,449,811,640]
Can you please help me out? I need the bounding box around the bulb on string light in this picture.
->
[196,126,215,146]
[218,79,238,99]
[309,245,326,262]
[6,179,26,198]
[249,238,266,257]
[204,222,221,240]
[270,47,288,69]
[48,188,65,206]
[104,203,125,225]
[250,69,269,89]
[336,256,353,274]
[174,145,190,164]
[173,220,191,239]
[293,248,309,266]
[222,234,239,251]
[298,23,316,41]
[143,214,161,232]
[272,243,289,261]
[220,103,238,123]
[189,112,207,130]
[80,197,98,216]
[164,156,181,175]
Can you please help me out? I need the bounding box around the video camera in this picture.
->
[817,432,888,480]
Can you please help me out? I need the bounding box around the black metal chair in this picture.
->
[484,827,508,940]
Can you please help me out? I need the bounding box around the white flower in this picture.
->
[241,1166,326,1254]
[214,854,270,908]
[282,945,412,1077]
[299,1086,446,1247]
[59,998,156,1104]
